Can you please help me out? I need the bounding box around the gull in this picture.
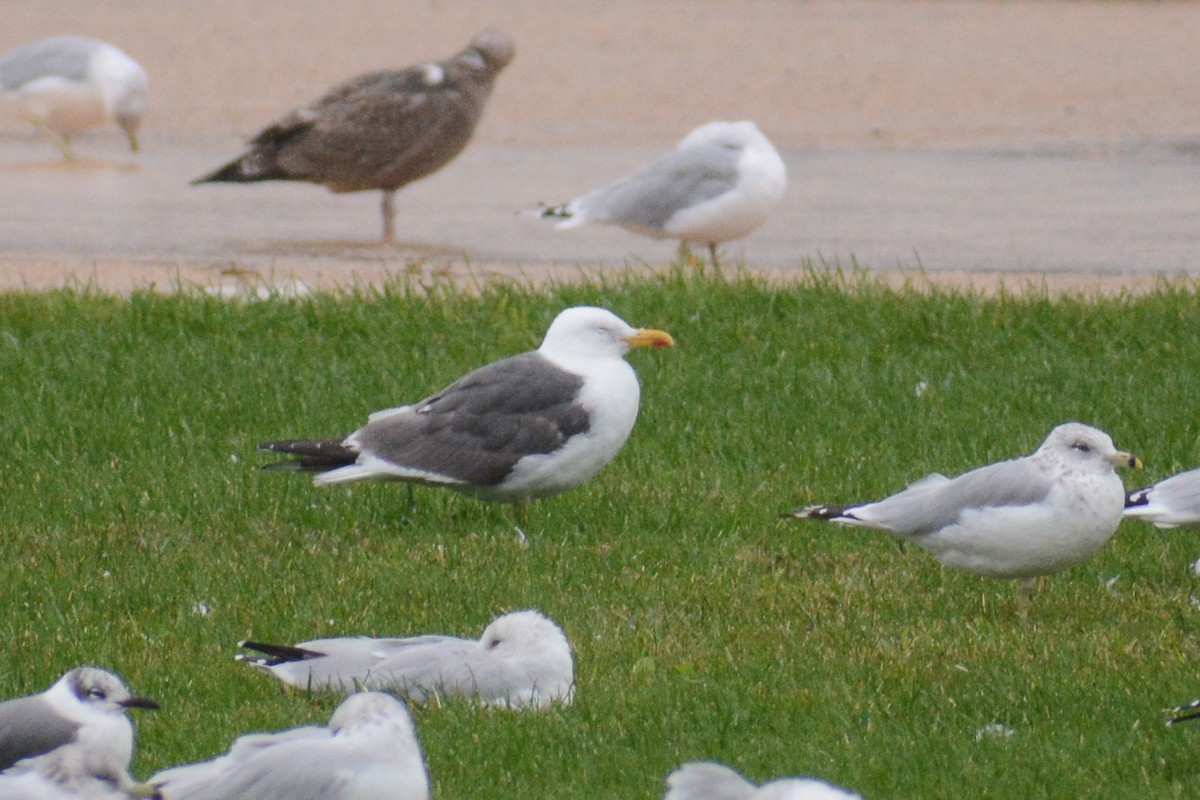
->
[664,762,862,800]
[1124,467,1200,528]
[258,306,673,504]
[149,692,428,800]
[193,29,514,244]
[540,120,786,264]
[1168,698,1200,725]
[784,422,1140,600]
[0,667,158,799]
[236,609,573,708]
[0,36,147,160]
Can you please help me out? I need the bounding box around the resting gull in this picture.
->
[236,609,573,708]
[193,29,514,243]
[784,423,1140,597]
[1124,467,1200,528]
[0,36,147,160]
[258,306,673,502]
[664,762,862,800]
[0,667,158,799]
[540,120,786,264]
[149,692,428,800]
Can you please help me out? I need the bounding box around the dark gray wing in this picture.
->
[0,36,98,90]
[353,352,589,486]
[580,139,742,230]
[0,696,80,769]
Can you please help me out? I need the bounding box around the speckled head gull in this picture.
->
[236,609,574,708]
[150,692,429,800]
[785,422,1141,583]
[541,120,786,262]
[1124,467,1200,528]
[0,667,158,799]
[0,36,147,159]
[258,306,673,503]
[193,29,514,244]
[664,761,862,800]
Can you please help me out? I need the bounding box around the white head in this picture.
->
[1037,422,1140,474]
[538,306,673,363]
[50,667,159,721]
[478,610,575,701]
[329,691,417,738]
[677,120,772,152]
[92,45,148,152]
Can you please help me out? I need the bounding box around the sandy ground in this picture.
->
[2,0,1200,293]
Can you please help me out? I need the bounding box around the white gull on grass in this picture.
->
[236,609,573,708]
[1124,467,1200,528]
[0,36,147,160]
[0,667,158,799]
[664,761,862,800]
[149,692,427,800]
[540,120,786,265]
[784,422,1141,603]
[258,306,673,504]
[193,30,513,244]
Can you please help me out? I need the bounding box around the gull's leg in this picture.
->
[31,118,76,161]
[1017,577,1036,620]
[513,498,530,547]
[381,190,397,244]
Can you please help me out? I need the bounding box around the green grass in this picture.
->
[2,267,1200,799]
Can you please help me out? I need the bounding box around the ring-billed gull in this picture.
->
[258,306,673,503]
[0,667,158,799]
[236,609,573,708]
[664,762,862,800]
[193,29,514,244]
[540,120,786,264]
[149,692,427,800]
[1124,467,1200,528]
[0,36,147,160]
[784,422,1141,594]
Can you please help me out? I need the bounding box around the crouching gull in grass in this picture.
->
[258,306,673,506]
[236,609,573,708]
[1124,467,1200,528]
[784,422,1141,608]
[664,761,862,800]
[150,692,428,800]
[540,120,786,265]
[0,36,147,160]
[193,29,514,244]
[0,667,159,799]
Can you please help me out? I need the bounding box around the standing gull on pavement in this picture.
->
[258,306,673,503]
[0,667,158,798]
[193,29,514,244]
[236,609,573,708]
[664,761,863,800]
[1124,467,1200,528]
[784,422,1140,599]
[0,36,147,160]
[150,692,428,800]
[540,120,786,265]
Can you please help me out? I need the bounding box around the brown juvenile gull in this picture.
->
[193,29,514,243]
[0,36,147,159]
[0,667,159,799]
[784,423,1141,601]
[236,609,573,708]
[258,306,673,502]
[540,120,786,264]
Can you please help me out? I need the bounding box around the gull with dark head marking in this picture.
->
[784,422,1141,603]
[540,120,786,265]
[193,29,514,244]
[236,609,573,708]
[664,761,862,800]
[1124,467,1200,528]
[149,692,428,800]
[258,306,673,506]
[0,36,147,160]
[0,667,158,799]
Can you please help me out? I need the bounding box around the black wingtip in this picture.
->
[1125,487,1152,509]
[1169,699,1200,725]
[781,504,853,521]
[238,640,325,665]
[192,159,247,185]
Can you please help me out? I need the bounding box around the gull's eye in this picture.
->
[88,689,107,700]
[488,638,502,649]
[1071,441,1093,454]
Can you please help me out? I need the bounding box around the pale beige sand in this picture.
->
[3,0,1199,293]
